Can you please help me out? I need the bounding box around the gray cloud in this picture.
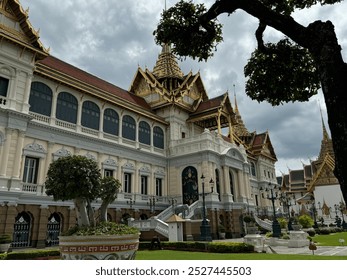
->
[21,0,345,175]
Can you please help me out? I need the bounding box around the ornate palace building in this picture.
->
[0,0,279,248]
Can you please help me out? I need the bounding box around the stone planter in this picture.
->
[291,224,302,231]
[246,226,258,234]
[59,233,140,260]
[0,243,11,253]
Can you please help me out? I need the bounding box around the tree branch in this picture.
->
[201,0,310,48]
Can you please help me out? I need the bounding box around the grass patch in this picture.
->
[135,250,347,260]
[312,231,347,246]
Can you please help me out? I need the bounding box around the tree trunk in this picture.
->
[306,21,347,204]
[73,198,90,227]
[99,202,108,222]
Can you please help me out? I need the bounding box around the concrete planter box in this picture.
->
[59,233,140,260]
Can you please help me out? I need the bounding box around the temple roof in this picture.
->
[36,56,167,124]
[0,0,48,59]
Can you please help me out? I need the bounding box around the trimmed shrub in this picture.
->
[208,242,254,253]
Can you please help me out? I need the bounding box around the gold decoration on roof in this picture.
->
[233,92,250,137]
[152,44,184,79]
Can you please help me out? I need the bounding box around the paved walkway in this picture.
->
[214,238,347,256]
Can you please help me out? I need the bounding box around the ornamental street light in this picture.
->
[335,202,347,229]
[280,192,295,230]
[310,197,318,228]
[199,174,214,241]
[261,183,281,237]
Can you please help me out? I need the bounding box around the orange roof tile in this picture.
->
[37,56,152,111]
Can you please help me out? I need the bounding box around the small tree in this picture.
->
[99,176,121,222]
[45,155,119,227]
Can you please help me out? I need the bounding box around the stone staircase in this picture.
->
[129,201,200,238]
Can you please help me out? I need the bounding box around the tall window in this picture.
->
[0,76,9,97]
[82,101,100,130]
[56,92,78,124]
[141,175,148,195]
[29,82,52,116]
[229,170,235,197]
[139,121,150,145]
[122,115,136,140]
[104,169,114,177]
[124,173,132,193]
[156,178,163,197]
[103,108,119,135]
[251,162,256,177]
[23,157,39,184]
[153,126,164,149]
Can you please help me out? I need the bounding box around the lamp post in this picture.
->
[199,174,213,241]
[334,204,342,227]
[262,183,281,237]
[336,202,347,229]
[310,197,318,228]
[280,192,294,230]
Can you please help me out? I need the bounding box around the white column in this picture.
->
[0,128,13,176]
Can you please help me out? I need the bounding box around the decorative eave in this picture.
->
[0,0,49,60]
[187,93,236,128]
[248,132,277,161]
[307,153,337,192]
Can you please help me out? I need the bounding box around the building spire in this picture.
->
[233,84,239,114]
[232,85,250,137]
[317,102,334,161]
[319,104,330,142]
[152,44,184,79]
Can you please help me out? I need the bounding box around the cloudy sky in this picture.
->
[20,0,347,175]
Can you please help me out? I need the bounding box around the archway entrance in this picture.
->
[12,212,32,248]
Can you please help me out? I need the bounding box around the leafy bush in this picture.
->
[306,229,316,237]
[62,221,139,236]
[2,249,60,260]
[278,217,288,229]
[298,214,314,228]
[208,242,254,253]
[0,234,11,244]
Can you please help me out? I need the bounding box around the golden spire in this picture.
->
[232,86,250,137]
[152,44,184,79]
[317,103,334,161]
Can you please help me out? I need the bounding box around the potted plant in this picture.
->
[45,155,140,260]
[0,234,11,253]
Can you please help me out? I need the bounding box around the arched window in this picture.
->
[215,169,221,201]
[29,82,52,116]
[139,121,150,145]
[82,101,100,130]
[103,108,119,135]
[122,115,136,140]
[56,92,78,124]
[153,126,164,149]
[182,166,198,205]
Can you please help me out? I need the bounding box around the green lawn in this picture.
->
[311,231,347,246]
[135,250,347,260]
